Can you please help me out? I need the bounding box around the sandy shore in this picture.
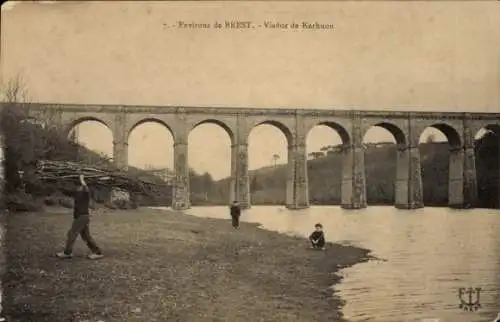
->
[1,207,371,322]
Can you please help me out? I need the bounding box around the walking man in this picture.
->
[229,200,241,229]
[56,174,104,260]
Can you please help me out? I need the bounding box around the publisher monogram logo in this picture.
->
[458,287,481,312]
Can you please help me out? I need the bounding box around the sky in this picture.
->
[1,1,499,179]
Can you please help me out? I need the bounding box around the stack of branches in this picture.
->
[35,160,167,195]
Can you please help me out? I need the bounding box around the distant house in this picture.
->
[308,151,325,159]
[143,165,174,184]
[328,146,343,154]
[363,142,393,149]
[318,144,344,155]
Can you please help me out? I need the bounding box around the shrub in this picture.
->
[43,196,57,206]
[58,196,74,209]
[6,191,44,212]
[104,200,117,210]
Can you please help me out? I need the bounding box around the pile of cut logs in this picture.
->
[35,160,165,194]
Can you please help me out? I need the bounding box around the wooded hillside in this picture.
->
[210,134,499,208]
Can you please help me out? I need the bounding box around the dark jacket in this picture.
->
[309,231,324,242]
[230,204,241,217]
[73,186,90,218]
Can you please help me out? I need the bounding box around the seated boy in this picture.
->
[309,223,326,250]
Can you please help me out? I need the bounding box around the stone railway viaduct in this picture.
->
[24,103,500,210]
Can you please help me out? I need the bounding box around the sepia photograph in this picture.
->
[0,1,499,321]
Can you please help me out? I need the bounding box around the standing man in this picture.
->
[229,200,241,229]
[56,174,104,260]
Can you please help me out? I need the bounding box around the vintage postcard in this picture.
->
[0,1,499,322]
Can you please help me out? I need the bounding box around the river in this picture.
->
[178,205,500,322]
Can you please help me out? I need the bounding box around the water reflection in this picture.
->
[169,206,500,322]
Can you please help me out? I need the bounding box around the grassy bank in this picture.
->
[2,208,371,322]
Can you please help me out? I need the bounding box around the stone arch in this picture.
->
[304,120,350,206]
[472,123,500,143]
[364,122,407,146]
[188,119,235,144]
[474,123,500,209]
[188,119,234,192]
[247,119,293,206]
[418,123,462,148]
[64,116,111,138]
[250,120,293,146]
[305,121,351,146]
[361,121,407,207]
[127,118,175,142]
[417,122,464,207]
[483,124,500,136]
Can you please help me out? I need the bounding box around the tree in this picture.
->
[426,133,437,143]
[1,74,77,193]
[250,176,262,192]
[308,151,324,159]
[201,172,213,190]
[272,154,280,167]
[2,74,29,103]
[1,75,31,192]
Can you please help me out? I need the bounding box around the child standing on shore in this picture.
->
[309,223,326,250]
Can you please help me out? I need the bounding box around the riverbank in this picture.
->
[1,207,371,322]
